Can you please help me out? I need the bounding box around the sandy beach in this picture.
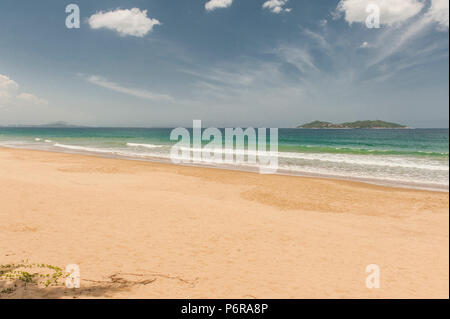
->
[0,147,448,299]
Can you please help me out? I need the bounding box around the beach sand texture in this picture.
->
[0,147,448,298]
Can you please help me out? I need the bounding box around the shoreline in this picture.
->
[0,147,449,298]
[1,145,448,193]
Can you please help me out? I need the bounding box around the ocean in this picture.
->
[0,127,448,191]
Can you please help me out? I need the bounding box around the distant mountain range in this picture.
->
[3,120,409,129]
[4,121,86,128]
[297,120,409,129]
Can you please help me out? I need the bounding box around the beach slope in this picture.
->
[0,148,448,298]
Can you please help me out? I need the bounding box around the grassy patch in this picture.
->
[0,260,69,294]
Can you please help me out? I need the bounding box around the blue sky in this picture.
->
[0,0,448,127]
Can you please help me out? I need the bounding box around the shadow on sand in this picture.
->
[1,271,199,299]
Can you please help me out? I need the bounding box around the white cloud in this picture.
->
[336,0,424,26]
[16,93,48,105]
[205,0,233,11]
[263,0,292,14]
[88,8,160,37]
[363,0,448,67]
[360,41,371,48]
[276,46,318,73]
[85,75,173,102]
[0,74,18,99]
[425,0,449,30]
[0,74,47,107]
[303,29,330,50]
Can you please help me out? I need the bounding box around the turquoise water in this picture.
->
[0,127,448,190]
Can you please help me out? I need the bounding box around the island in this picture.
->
[297,120,409,129]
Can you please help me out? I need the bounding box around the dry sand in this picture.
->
[0,147,448,298]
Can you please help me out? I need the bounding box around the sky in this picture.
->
[0,0,448,128]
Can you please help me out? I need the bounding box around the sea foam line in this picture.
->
[175,146,449,171]
[126,143,165,148]
[53,143,448,171]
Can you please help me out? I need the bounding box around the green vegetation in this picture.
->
[298,121,335,129]
[0,260,69,294]
[297,120,408,129]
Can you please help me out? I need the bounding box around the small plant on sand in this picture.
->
[0,260,70,294]
[0,287,15,294]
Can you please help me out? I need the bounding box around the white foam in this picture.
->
[126,143,165,149]
[275,151,449,171]
[276,163,449,187]
[46,142,448,189]
[176,146,447,171]
[53,143,114,153]
[53,143,170,159]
